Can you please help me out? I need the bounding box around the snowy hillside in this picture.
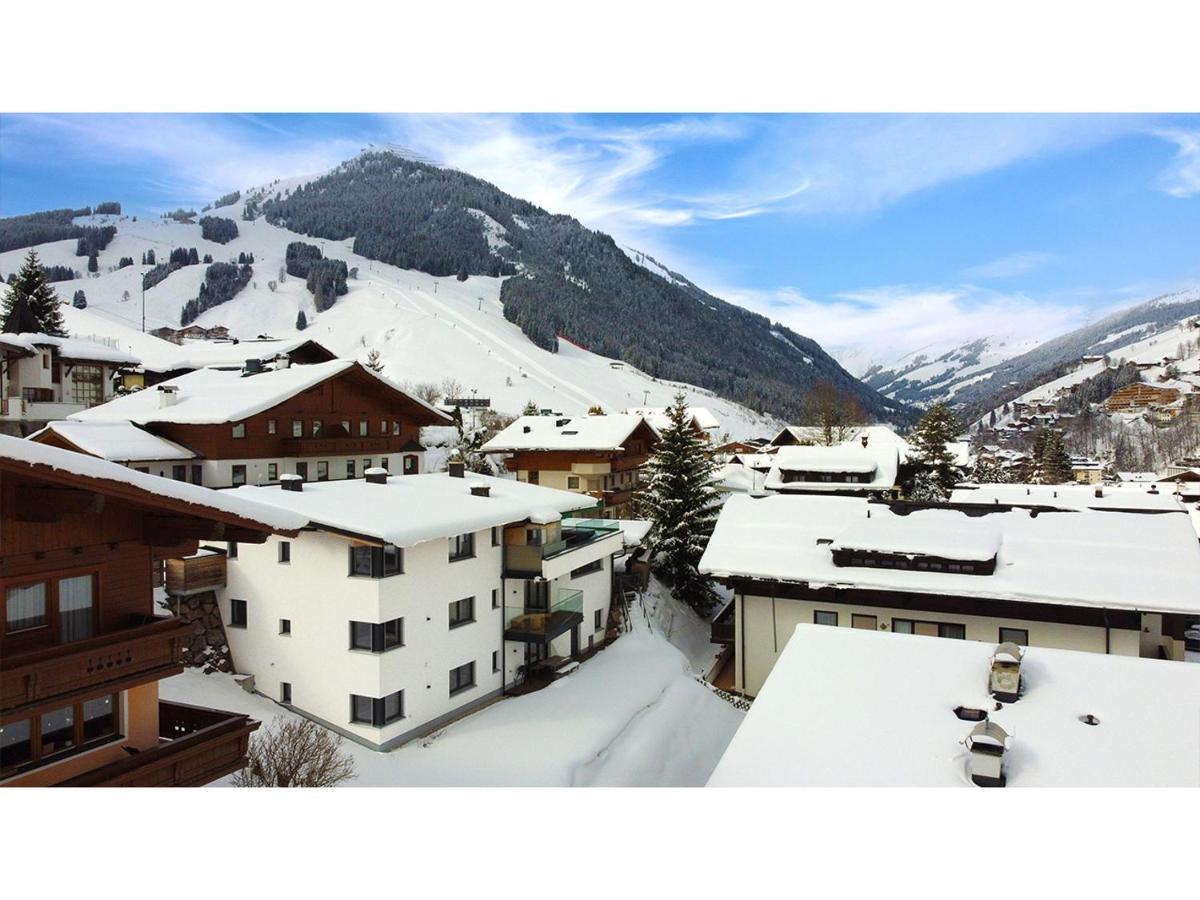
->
[0,199,782,440]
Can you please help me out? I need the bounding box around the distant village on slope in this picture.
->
[1,194,1198,789]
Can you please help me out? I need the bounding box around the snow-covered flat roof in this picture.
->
[707,625,1200,787]
[764,444,899,492]
[481,413,657,453]
[0,332,140,365]
[951,482,1188,513]
[28,420,197,462]
[698,493,1200,616]
[137,336,332,373]
[230,472,597,547]
[70,359,449,426]
[0,434,306,532]
[830,517,1002,562]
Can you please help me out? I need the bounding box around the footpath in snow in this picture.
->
[159,594,743,787]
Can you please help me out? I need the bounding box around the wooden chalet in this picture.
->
[0,435,304,786]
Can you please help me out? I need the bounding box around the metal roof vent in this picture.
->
[242,358,264,376]
[280,473,303,492]
[953,706,988,722]
[364,467,388,484]
[469,482,491,498]
[965,720,1010,787]
[1094,486,1103,498]
[523,425,531,433]
[555,418,570,427]
[989,642,1024,703]
[1079,714,1100,726]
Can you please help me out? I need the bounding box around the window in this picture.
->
[449,596,475,629]
[588,635,594,651]
[350,691,404,726]
[317,461,329,481]
[346,459,356,479]
[231,465,247,487]
[359,420,368,436]
[893,619,965,639]
[363,458,373,471]
[449,661,476,696]
[392,420,401,436]
[312,420,322,438]
[567,475,580,490]
[278,542,291,563]
[227,541,238,559]
[594,609,603,630]
[814,610,839,627]
[492,588,499,609]
[232,422,246,439]
[172,464,187,481]
[348,544,403,578]
[449,532,475,562]
[280,682,291,703]
[571,559,603,578]
[5,582,47,633]
[999,627,1029,646]
[267,419,277,435]
[229,598,247,628]
[267,463,278,481]
[380,457,389,471]
[191,465,202,484]
[71,364,103,407]
[295,462,308,481]
[851,614,878,631]
[380,419,387,435]
[57,574,94,642]
[292,419,303,437]
[1,694,119,776]
[492,651,500,673]
[341,420,351,434]
[349,618,404,652]
[403,455,418,475]
[491,526,500,547]
[279,618,291,635]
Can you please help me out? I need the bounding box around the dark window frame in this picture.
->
[448,596,475,629]
[279,618,291,635]
[349,691,404,727]
[449,661,476,697]
[814,610,839,626]
[231,464,247,487]
[449,532,476,562]
[278,541,291,564]
[229,598,247,629]
[349,617,405,653]
[999,627,1029,646]
[0,692,121,778]
[571,559,603,579]
[347,544,403,578]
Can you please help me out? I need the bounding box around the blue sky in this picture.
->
[1,113,1197,360]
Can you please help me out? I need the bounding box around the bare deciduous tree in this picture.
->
[439,378,464,402]
[412,382,441,404]
[231,718,356,788]
[802,379,866,446]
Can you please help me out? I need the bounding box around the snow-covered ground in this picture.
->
[159,593,743,787]
[1,201,780,440]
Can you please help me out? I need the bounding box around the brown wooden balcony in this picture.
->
[56,700,259,787]
[1,616,189,717]
[611,454,649,472]
[279,435,398,455]
[165,552,227,595]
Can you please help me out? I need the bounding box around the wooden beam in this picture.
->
[222,527,270,545]
[144,516,225,545]
[13,486,105,522]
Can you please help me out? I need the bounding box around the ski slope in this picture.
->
[1,197,781,440]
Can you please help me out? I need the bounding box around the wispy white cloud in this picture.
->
[963,251,1054,280]
[1155,129,1200,197]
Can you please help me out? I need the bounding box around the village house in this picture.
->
[127,336,338,390]
[707,625,1200,787]
[625,405,721,441]
[763,443,901,497]
[1069,456,1105,483]
[1104,383,1181,412]
[51,357,449,487]
[481,413,661,519]
[699,493,1200,697]
[0,435,305,787]
[209,465,631,750]
[1,326,140,436]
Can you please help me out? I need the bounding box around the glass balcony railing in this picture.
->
[504,589,584,640]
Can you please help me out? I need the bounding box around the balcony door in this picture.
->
[524,580,550,611]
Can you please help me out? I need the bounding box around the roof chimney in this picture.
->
[157,384,179,408]
[470,482,491,497]
[275,355,291,370]
[965,720,1009,787]
[280,473,303,492]
[523,425,531,433]
[448,460,465,478]
[860,434,869,448]
[989,642,1023,703]
[365,467,388,484]
[1094,486,1103,498]
[242,358,264,377]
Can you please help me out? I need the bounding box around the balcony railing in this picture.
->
[279,435,398,455]
[503,522,621,575]
[165,552,227,595]
[56,701,259,787]
[1,616,189,716]
[504,589,584,643]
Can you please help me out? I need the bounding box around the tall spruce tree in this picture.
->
[636,392,721,614]
[2,250,67,335]
[1029,429,1072,484]
[909,401,960,494]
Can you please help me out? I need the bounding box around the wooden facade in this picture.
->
[0,445,295,786]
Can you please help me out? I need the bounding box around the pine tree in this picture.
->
[909,401,960,494]
[365,348,383,372]
[2,250,67,335]
[72,289,87,309]
[87,252,98,273]
[907,469,949,502]
[970,458,1009,484]
[636,392,721,614]
[296,310,308,331]
[521,400,539,416]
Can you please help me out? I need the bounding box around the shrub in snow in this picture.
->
[231,718,356,788]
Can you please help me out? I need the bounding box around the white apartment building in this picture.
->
[213,469,628,750]
[700,493,1200,696]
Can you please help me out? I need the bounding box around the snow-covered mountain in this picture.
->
[0,197,784,440]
